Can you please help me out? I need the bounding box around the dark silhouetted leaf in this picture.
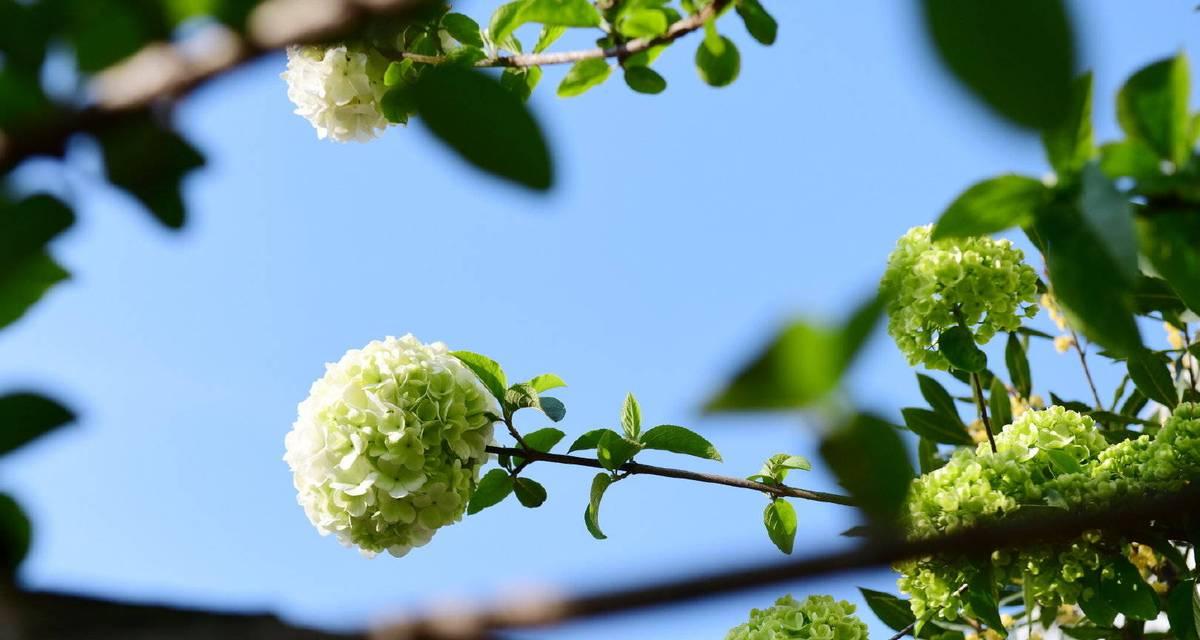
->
[821,413,913,524]
[96,113,204,229]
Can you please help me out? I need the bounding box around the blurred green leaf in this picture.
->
[584,472,612,539]
[0,254,69,330]
[380,85,416,124]
[558,58,612,97]
[415,65,553,190]
[1138,212,1200,316]
[736,0,777,45]
[695,33,740,87]
[821,413,913,524]
[490,0,601,50]
[763,499,797,554]
[467,468,514,514]
[534,25,566,53]
[901,407,972,445]
[97,113,205,229]
[639,425,722,461]
[616,8,668,38]
[500,66,543,101]
[988,377,1012,429]
[920,0,1075,129]
[966,564,1006,635]
[64,0,169,73]
[0,392,74,456]
[1117,52,1191,166]
[930,175,1046,240]
[623,65,667,94]
[0,494,30,574]
[1079,573,1118,626]
[1098,139,1161,180]
[1079,163,1137,283]
[1167,580,1199,640]
[0,195,74,280]
[1042,72,1094,179]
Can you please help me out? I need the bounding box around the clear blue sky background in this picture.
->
[1,2,1197,638]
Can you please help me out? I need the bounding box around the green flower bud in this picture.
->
[726,595,869,640]
[880,225,1039,370]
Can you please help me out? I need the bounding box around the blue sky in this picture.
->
[1,1,1197,638]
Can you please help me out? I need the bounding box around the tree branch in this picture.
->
[485,445,856,506]
[378,485,1200,639]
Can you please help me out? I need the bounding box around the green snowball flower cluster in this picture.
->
[284,335,498,557]
[898,404,1200,621]
[880,225,1039,370]
[725,595,869,640]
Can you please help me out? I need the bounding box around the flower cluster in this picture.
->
[282,44,389,142]
[725,595,869,640]
[896,406,1200,621]
[284,335,497,557]
[880,225,1039,370]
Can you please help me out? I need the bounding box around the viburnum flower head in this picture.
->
[880,225,1039,370]
[282,44,389,142]
[725,595,869,640]
[284,335,498,557]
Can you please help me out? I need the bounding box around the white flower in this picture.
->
[284,335,498,556]
[281,44,388,143]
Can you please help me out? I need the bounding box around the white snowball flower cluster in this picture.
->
[281,44,389,142]
[284,335,498,557]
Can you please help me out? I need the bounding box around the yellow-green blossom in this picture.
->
[726,595,868,640]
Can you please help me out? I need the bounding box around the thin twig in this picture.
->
[970,372,997,453]
[1070,330,1104,410]
[484,445,856,506]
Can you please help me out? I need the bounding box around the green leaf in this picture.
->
[1117,52,1191,166]
[705,294,882,412]
[1098,556,1160,620]
[917,437,943,474]
[380,85,416,124]
[0,254,69,331]
[938,326,986,373]
[1036,205,1142,356]
[967,564,1007,635]
[415,65,553,190]
[763,499,797,554]
[1079,163,1137,283]
[513,477,548,508]
[537,396,566,422]
[489,0,601,49]
[1079,573,1118,626]
[596,431,641,471]
[567,428,615,452]
[1005,333,1032,399]
[500,66,542,101]
[557,58,611,97]
[1041,72,1094,178]
[758,453,812,483]
[639,425,722,461]
[584,472,612,539]
[528,373,567,393]
[735,0,777,45]
[623,65,667,94]
[920,0,1075,130]
[1139,212,1200,316]
[1098,139,1161,180]
[616,8,668,38]
[450,351,508,406]
[931,175,1047,240]
[0,195,74,280]
[859,588,916,632]
[620,392,641,440]
[65,0,168,73]
[901,407,972,445]
[97,112,205,229]
[1127,349,1178,410]
[1133,276,1187,316]
[467,468,514,514]
[917,374,962,423]
[988,378,1012,430]
[442,13,484,48]
[522,427,565,453]
[1045,448,1082,474]
[695,33,740,87]
[0,392,75,456]
[1167,580,1199,640]
[821,413,913,524]
[534,25,566,53]
[0,493,30,573]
